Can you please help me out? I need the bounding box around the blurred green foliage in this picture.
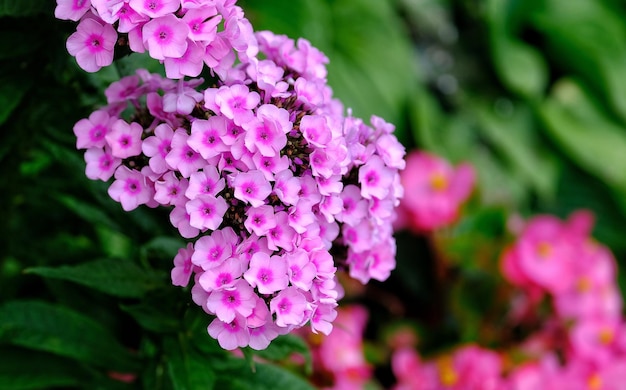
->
[2,0,626,388]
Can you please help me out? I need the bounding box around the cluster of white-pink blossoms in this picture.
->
[57,0,405,350]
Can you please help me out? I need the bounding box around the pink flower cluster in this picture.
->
[303,305,373,390]
[396,151,474,232]
[500,211,626,388]
[68,9,405,348]
[56,0,256,76]
[391,211,626,389]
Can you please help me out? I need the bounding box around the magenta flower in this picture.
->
[243,252,288,295]
[74,110,115,149]
[186,194,228,231]
[358,155,394,200]
[270,287,308,327]
[164,40,205,79]
[300,115,332,148]
[66,18,117,72]
[243,104,291,157]
[129,0,180,18]
[182,7,221,42]
[142,123,174,174]
[105,75,143,103]
[399,151,475,232]
[107,166,154,211]
[169,205,200,238]
[188,116,229,160]
[106,120,144,159]
[165,129,206,178]
[233,170,272,207]
[248,322,282,351]
[192,231,233,270]
[84,147,121,181]
[285,249,316,291]
[171,243,194,287]
[142,14,190,60]
[206,280,256,323]
[185,166,225,199]
[198,257,244,292]
[154,172,188,206]
[214,84,259,126]
[55,0,91,22]
[266,211,296,252]
[243,205,276,236]
[207,315,250,350]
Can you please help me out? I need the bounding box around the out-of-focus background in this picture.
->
[2,0,626,388]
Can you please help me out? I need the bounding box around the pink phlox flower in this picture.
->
[84,147,121,181]
[376,133,406,170]
[294,78,325,109]
[187,116,229,159]
[105,120,144,159]
[66,17,117,72]
[198,256,244,292]
[273,170,301,206]
[318,218,340,246]
[207,314,250,350]
[171,242,194,287]
[206,279,256,323]
[358,155,394,200]
[243,104,291,157]
[141,123,174,174]
[309,276,339,304]
[270,287,309,328]
[116,2,150,33]
[245,58,288,100]
[244,252,289,295]
[191,230,233,270]
[186,193,228,231]
[55,0,91,21]
[309,302,337,335]
[169,204,200,238]
[154,171,188,206]
[288,199,316,234]
[128,0,180,18]
[297,176,322,205]
[316,175,343,196]
[221,7,258,60]
[285,249,316,292]
[218,151,249,173]
[214,84,259,126]
[107,166,154,211]
[204,35,236,78]
[348,241,396,283]
[248,321,282,351]
[185,166,225,199]
[309,250,336,280]
[182,7,221,42]
[105,74,144,103]
[192,229,233,270]
[165,128,207,177]
[295,37,328,80]
[142,14,190,60]
[266,211,296,251]
[233,170,272,207]
[243,205,276,236]
[127,25,146,52]
[300,115,332,148]
[164,39,205,79]
[309,149,336,179]
[246,295,270,328]
[336,184,368,226]
[237,234,271,263]
[146,92,180,124]
[74,109,115,149]
[252,153,289,182]
[163,80,204,114]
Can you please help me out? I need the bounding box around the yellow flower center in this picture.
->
[598,328,614,345]
[587,373,602,390]
[437,358,458,387]
[577,277,592,293]
[536,242,552,259]
[430,172,448,192]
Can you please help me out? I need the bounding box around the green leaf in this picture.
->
[540,79,626,195]
[26,258,165,298]
[215,360,314,390]
[0,0,51,16]
[251,334,312,374]
[491,36,547,98]
[55,194,121,231]
[0,347,91,390]
[0,70,33,126]
[164,337,216,390]
[120,291,181,333]
[0,300,138,371]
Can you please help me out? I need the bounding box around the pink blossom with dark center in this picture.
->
[188,116,229,160]
[74,110,115,149]
[66,18,117,72]
[54,0,91,21]
[142,14,190,60]
[154,171,188,206]
[107,166,154,211]
[233,170,272,207]
[206,279,256,323]
[192,230,233,270]
[129,0,180,18]
[185,166,225,199]
[84,147,121,181]
[186,194,228,231]
[243,205,276,236]
[207,314,250,350]
[244,252,288,294]
[198,257,244,292]
[270,287,308,327]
